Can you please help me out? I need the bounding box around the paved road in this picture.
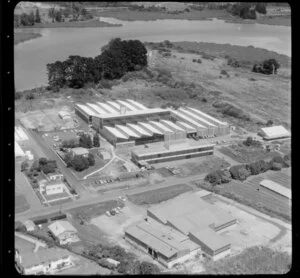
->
[15,172,206,222]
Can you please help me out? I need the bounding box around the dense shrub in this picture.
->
[47,38,147,89]
[227,58,240,68]
[220,70,230,77]
[138,261,160,274]
[61,138,78,148]
[79,133,93,149]
[213,101,251,121]
[252,59,280,75]
[229,165,249,181]
[205,169,231,185]
[255,3,267,14]
[270,162,282,171]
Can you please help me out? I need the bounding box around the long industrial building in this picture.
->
[74,100,230,150]
[125,192,236,267]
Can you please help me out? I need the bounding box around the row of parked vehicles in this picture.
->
[93,177,117,186]
[166,166,181,175]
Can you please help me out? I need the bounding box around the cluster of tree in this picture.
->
[60,3,93,21]
[129,4,166,12]
[61,133,99,149]
[24,157,58,175]
[86,244,160,274]
[243,136,262,147]
[252,59,280,75]
[64,153,95,172]
[205,153,291,184]
[47,38,147,89]
[48,7,64,22]
[228,3,267,20]
[14,9,41,27]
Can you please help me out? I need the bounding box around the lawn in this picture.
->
[178,155,231,176]
[15,193,30,214]
[155,167,174,177]
[203,246,291,274]
[127,184,193,205]
[218,144,279,164]
[67,200,123,221]
[42,190,71,202]
[193,169,291,222]
[14,32,42,45]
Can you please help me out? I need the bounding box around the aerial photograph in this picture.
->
[14,1,291,275]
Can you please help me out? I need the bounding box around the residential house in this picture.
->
[48,220,80,245]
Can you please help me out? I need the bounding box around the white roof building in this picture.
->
[15,127,29,141]
[48,221,80,245]
[71,147,89,156]
[259,126,291,140]
[260,179,291,199]
[15,141,25,158]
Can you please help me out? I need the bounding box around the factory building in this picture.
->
[125,192,236,267]
[131,142,214,164]
[74,100,230,149]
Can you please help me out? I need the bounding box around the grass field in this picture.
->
[68,200,123,221]
[203,246,291,274]
[193,169,291,222]
[15,194,30,213]
[127,184,193,205]
[218,144,279,164]
[14,32,42,45]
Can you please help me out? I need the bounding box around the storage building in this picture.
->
[48,221,80,245]
[260,179,291,199]
[258,126,291,140]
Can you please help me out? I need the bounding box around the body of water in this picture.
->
[14,18,291,91]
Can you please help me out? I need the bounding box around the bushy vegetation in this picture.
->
[228,3,257,19]
[204,246,290,274]
[205,169,231,185]
[243,136,262,147]
[27,157,58,175]
[85,244,160,274]
[47,38,147,89]
[213,101,251,121]
[14,10,40,27]
[64,152,95,171]
[252,59,280,75]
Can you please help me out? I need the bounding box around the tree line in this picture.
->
[14,9,41,27]
[47,38,148,90]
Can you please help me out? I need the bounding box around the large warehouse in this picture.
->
[74,99,230,149]
[125,192,236,266]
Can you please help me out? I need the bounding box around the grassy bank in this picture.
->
[92,7,290,26]
[203,246,291,274]
[14,32,42,45]
[16,19,122,29]
[127,184,193,205]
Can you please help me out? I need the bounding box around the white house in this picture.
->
[45,182,65,196]
[48,220,80,245]
[24,220,36,232]
[45,171,64,182]
[15,235,74,275]
[70,147,89,157]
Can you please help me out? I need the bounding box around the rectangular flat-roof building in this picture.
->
[260,179,291,199]
[132,142,214,164]
[259,126,291,141]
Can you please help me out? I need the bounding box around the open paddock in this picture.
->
[15,193,30,214]
[127,183,193,205]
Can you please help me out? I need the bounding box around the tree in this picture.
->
[38,157,49,166]
[88,153,95,166]
[244,136,253,147]
[255,3,267,14]
[237,167,251,181]
[55,10,63,22]
[79,133,93,148]
[138,261,160,274]
[271,162,282,171]
[48,7,56,21]
[21,160,29,172]
[262,59,280,74]
[93,134,100,147]
[266,120,273,127]
[41,163,56,174]
[61,138,78,149]
[70,155,89,171]
[35,8,41,23]
[30,160,40,172]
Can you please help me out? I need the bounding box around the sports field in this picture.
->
[15,193,30,214]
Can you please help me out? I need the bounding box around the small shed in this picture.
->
[71,147,89,157]
[259,126,291,140]
[99,151,111,160]
[24,220,36,232]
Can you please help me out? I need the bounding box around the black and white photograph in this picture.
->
[13,1,291,275]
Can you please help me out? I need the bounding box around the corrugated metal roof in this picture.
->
[127,123,152,136]
[176,121,197,132]
[149,121,173,133]
[117,100,139,111]
[160,120,185,131]
[86,103,107,115]
[115,125,141,138]
[106,101,121,112]
[189,228,231,251]
[260,179,291,199]
[104,126,129,139]
[97,102,117,114]
[76,104,97,116]
[260,126,291,139]
[179,108,217,128]
[138,122,164,135]
[126,99,148,110]
[95,108,169,119]
[187,107,228,126]
[171,110,206,129]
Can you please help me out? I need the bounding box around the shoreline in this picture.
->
[15,19,122,29]
[14,32,42,45]
[15,40,290,93]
